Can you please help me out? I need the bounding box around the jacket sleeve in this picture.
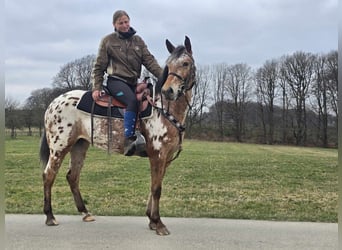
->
[92,37,109,91]
[140,38,163,79]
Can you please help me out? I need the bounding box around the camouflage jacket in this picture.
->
[92,31,163,90]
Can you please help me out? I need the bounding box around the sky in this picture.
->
[5,0,338,104]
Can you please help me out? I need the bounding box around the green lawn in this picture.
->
[5,136,338,222]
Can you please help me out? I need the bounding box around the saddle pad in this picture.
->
[76,91,152,119]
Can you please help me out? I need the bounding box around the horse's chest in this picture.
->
[145,114,177,151]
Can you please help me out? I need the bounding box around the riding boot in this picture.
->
[123,111,137,156]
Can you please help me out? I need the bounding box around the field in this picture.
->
[5,136,337,222]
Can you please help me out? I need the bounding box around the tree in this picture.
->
[212,63,228,140]
[53,54,95,91]
[186,65,211,137]
[225,63,252,142]
[25,88,66,136]
[5,97,22,138]
[325,51,338,134]
[281,51,315,145]
[255,59,279,144]
[279,64,291,144]
[311,54,329,147]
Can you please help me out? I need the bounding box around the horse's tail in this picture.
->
[39,130,50,168]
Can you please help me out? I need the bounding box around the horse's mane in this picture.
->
[166,46,187,64]
[155,66,168,94]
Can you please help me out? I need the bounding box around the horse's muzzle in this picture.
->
[162,87,175,100]
[162,85,184,101]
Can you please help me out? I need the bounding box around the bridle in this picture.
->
[165,52,196,99]
[155,52,196,163]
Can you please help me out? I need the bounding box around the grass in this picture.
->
[5,136,338,222]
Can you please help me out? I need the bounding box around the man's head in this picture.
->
[113,10,130,33]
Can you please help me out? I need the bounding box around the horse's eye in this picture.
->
[183,62,189,67]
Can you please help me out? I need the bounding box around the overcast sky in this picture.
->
[5,0,338,104]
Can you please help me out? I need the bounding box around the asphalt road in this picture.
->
[5,214,337,250]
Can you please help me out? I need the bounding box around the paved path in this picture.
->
[5,214,337,250]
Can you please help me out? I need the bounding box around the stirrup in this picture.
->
[124,135,137,156]
[135,131,146,154]
[123,131,147,157]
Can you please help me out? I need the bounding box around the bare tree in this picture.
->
[186,64,211,137]
[311,54,329,147]
[278,64,291,143]
[53,61,77,90]
[281,51,315,145]
[212,63,228,140]
[75,55,96,90]
[325,51,338,134]
[53,54,95,91]
[225,63,252,142]
[25,87,66,136]
[255,75,267,143]
[5,97,22,138]
[255,59,279,144]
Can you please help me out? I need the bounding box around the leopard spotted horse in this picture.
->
[40,36,196,235]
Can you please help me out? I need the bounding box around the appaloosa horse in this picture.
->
[40,36,196,235]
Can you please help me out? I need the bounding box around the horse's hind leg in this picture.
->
[43,153,65,226]
[66,139,95,222]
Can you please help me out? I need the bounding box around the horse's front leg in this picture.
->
[146,157,170,236]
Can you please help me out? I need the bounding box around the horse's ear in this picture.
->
[184,36,192,54]
[166,39,175,53]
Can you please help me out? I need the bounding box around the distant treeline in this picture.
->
[5,50,338,147]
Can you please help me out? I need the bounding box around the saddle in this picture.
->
[77,78,155,119]
[96,77,154,112]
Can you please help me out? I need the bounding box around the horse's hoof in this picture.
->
[156,226,170,236]
[149,221,170,235]
[82,213,95,222]
[46,218,59,226]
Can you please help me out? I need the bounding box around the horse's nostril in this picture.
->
[162,87,174,97]
[167,87,174,95]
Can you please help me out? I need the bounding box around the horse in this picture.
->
[40,36,196,236]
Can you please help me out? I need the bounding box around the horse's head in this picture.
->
[161,36,196,101]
